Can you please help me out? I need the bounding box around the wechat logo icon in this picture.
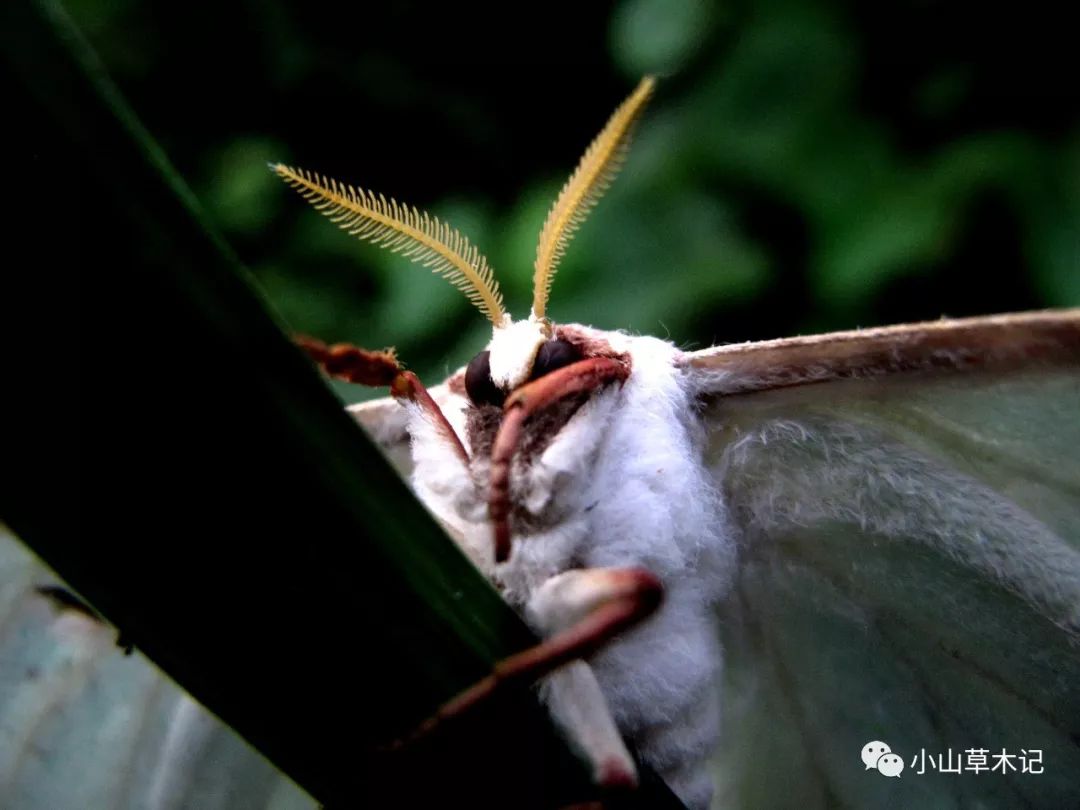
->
[862,741,904,778]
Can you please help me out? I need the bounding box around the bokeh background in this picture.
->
[67,0,1079,396]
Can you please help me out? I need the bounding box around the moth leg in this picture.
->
[296,335,468,464]
[527,568,667,788]
[490,357,629,561]
[391,566,661,777]
[294,334,400,386]
[543,661,636,788]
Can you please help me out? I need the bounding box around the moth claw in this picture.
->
[596,755,638,790]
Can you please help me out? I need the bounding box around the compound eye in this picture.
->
[465,350,505,407]
[529,339,581,381]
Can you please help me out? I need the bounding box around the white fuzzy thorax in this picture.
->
[402,325,737,809]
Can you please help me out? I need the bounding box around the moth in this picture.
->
[4,78,1076,810]
[268,77,1080,809]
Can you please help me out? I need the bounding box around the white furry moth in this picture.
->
[4,77,1076,810]
[266,77,1080,808]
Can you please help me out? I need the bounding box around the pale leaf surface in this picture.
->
[0,528,315,810]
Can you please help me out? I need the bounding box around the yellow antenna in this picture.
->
[532,76,655,321]
[273,165,508,327]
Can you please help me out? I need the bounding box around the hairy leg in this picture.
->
[389,566,662,785]
[296,335,468,463]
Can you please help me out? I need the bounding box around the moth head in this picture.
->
[272,77,655,403]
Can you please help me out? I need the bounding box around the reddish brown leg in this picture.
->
[295,335,401,386]
[388,370,469,466]
[489,357,629,562]
[296,335,468,464]
[387,567,661,749]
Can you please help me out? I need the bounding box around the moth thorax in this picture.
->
[487,318,548,390]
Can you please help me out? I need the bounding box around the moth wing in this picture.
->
[684,322,1080,808]
[0,528,315,810]
[346,395,413,476]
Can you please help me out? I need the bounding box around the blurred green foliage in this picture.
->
[66,0,1078,398]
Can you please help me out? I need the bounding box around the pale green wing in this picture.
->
[0,528,315,810]
[683,313,1080,809]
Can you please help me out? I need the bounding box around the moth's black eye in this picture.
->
[529,339,581,381]
[465,350,505,407]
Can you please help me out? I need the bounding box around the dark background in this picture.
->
[67,0,1079,391]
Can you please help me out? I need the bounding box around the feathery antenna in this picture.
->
[531,77,655,321]
[272,165,508,327]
